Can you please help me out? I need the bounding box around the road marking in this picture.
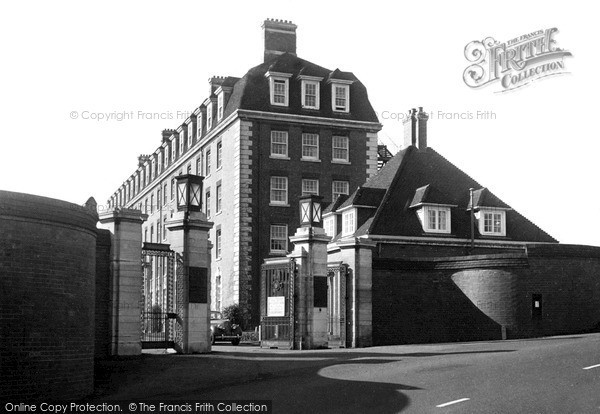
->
[583,363,600,370]
[436,398,470,408]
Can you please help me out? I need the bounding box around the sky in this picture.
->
[0,1,598,246]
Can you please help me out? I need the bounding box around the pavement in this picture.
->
[90,334,600,413]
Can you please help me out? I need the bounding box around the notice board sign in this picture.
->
[267,296,286,316]
[189,267,208,304]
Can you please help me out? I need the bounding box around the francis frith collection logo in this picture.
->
[463,28,572,92]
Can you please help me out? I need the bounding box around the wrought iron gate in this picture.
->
[260,258,296,349]
[140,243,178,349]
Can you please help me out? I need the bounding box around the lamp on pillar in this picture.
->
[176,174,204,212]
[299,195,323,227]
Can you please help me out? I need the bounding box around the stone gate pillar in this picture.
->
[288,196,331,349]
[98,208,147,356]
[166,174,213,353]
[337,238,376,348]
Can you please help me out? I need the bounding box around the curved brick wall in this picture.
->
[0,190,98,401]
[451,269,520,333]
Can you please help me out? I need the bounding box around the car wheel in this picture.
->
[231,338,240,346]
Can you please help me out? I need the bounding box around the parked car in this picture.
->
[210,311,242,345]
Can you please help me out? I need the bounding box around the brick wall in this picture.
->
[371,244,600,345]
[95,228,112,359]
[0,190,98,401]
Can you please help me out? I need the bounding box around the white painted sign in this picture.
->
[267,296,285,317]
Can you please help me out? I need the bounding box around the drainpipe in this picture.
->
[469,188,475,253]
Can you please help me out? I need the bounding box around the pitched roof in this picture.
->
[360,146,556,243]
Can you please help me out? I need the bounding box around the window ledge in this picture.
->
[215,211,222,216]
[301,158,321,163]
[269,203,290,208]
[332,160,351,165]
[269,251,288,256]
[270,155,290,160]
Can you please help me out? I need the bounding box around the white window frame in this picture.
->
[332,83,350,112]
[266,72,291,106]
[332,136,349,162]
[217,92,224,121]
[179,132,184,155]
[205,148,211,176]
[301,133,319,161]
[270,224,288,253]
[216,181,222,214]
[171,138,177,161]
[301,80,320,109]
[342,209,356,236]
[332,180,349,201]
[270,131,289,158]
[421,205,451,234]
[206,103,213,131]
[157,153,162,174]
[270,176,288,205]
[216,140,223,169]
[197,114,203,138]
[324,216,336,238]
[478,209,507,236]
[301,178,319,196]
[188,124,194,147]
[216,227,222,259]
[205,188,211,218]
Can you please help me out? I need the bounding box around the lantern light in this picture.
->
[299,195,323,228]
[175,174,204,212]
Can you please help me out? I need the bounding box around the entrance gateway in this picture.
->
[140,242,183,350]
[260,195,349,349]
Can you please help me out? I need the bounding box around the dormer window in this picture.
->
[179,132,184,154]
[423,206,451,233]
[332,83,350,112]
[217,92,224,121]
[266,71,291,107]
[150,159,155,181]
[324,215,336,238]
[342,208,356,236]
[157,153,162,174]
[188,123,194,147]
[197,114,203,138]
[171,137,177,160]
[478,209,506,236]
[299,76,322,109]
[207,103,213,131]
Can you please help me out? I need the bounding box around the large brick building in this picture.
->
[108,19,382,326]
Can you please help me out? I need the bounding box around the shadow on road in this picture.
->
[91,347,515,413]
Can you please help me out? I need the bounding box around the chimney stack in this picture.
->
[137,154,150,167]
[162,129,176,143]
[417,107,429,150]
[262,18,297,62]
[403,108,417,147]
[207,76,226,96]
[403,107,429,150]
